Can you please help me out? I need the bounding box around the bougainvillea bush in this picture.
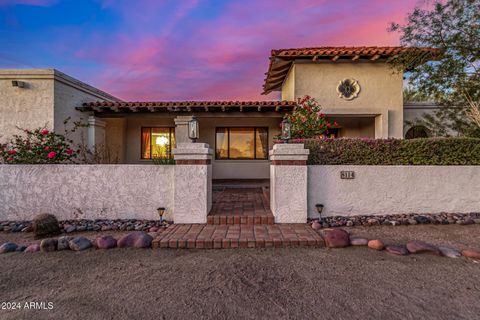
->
[304,137,480,165]
[0,128,77,164]
[282,96,338,139]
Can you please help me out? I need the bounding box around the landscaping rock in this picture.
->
[57,236,72,250]
[311,221,322,230]
[438,246,461,258]
[406,241,440,255]
[32,213,61,238]
[117,231,153,248]
[24,244,40,253]
[69,237,92,251]
[462,249,480,259]
[385,245,408,255]
[0,242,18,253]
[40,238,57,252]
[320,229,349,248]
[350,237,368,246]
[64,225,76,233]
[16,245,27,252]
[96,236,117,249]
[368,239,385,250]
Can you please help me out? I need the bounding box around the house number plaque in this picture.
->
[340,171,355,179]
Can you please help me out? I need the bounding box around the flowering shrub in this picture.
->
[305,137,480,165]
[283,96,337,139]
[0,128,77,164]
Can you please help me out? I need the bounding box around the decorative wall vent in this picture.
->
[336,79,360,100]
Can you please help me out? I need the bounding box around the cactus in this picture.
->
[32,213,61,239]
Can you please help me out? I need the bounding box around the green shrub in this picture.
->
[303,138,480,165]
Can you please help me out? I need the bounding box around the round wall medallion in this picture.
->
[336,79,360,100]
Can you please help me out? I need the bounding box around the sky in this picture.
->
[0,0,425,101]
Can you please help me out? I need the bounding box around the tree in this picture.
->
[389,0,480,137]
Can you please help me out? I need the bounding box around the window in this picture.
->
[405,126,429,139]
[141,127,175,159]
[216,127,268,160]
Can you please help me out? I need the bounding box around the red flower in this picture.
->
[326,123,331,127]
[47,151,57,159]
[66,149,73,155]
[40,129,49,135]
[44,147,49,151]
[7,150,16,155]
[6,157,13,162]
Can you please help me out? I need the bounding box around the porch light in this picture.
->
[281,119,291,142]
[315,204,324,219]
[157,207,165,223]
[188,117,199,142]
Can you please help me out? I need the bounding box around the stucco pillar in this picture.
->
[174,116,194,144]
[270,143,309,223]
[375,112,389,138]
[87,116,106,149]
[173,143,213,224]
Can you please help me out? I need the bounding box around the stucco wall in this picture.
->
[283,62,404,138]
[308,165,480,218]
[0,165,174,221]
[281,65,295,101]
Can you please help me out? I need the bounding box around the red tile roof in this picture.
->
[78,100,297,113]
[262,46,442,95]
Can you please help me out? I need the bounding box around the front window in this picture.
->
[141,127,175,159]
[216,127,268,160]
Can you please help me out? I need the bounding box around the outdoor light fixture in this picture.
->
[315,204,324,219]
[157,207,165,223]
[281,119,291,142]
[188,117,199,142]
[11,80,26,88]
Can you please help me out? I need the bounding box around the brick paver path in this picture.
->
[208,187,274,224]
[152,224,325,249]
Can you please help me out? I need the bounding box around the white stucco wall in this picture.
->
[308,165,480,218]
[0,165,174,221]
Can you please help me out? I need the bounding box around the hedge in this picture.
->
[300,138,480,165]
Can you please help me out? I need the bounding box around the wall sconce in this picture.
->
[12,80,26,88]
[281,119,291,142]
[315,204,324,220]
[157,207,165,223]
[188,117,199,142]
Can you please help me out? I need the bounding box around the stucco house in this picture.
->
[0,46,439,179]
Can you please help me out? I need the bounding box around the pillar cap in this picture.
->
[173,143,213,161]
[269,143,309,161]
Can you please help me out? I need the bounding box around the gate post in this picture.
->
[270,143,309,223]
[173,143,213,223]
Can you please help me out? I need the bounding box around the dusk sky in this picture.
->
[0,0,424,101]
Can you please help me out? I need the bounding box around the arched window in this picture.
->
[405,126,429,139]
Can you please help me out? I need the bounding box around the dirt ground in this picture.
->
[0,225,479,320]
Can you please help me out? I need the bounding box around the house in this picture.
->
[0,46,439,179]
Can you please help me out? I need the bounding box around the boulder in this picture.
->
[438,246,461,258]
[311,221,322,230]
[385,245,408,256]
[69,237,92,251]
[16,245,27,252]
[96,236,117,249]
[320,229,349,248]
[32,213,61,239]
[350,237,368,246]
[117,231,153,248]
[40,238,57,252]
[64,225,76,233]
[24,244,40,253]
[57,236,72,250]
[368,239,385,250]
[462,249,480,259]
[406,241,440,255]
[0,242,18,254]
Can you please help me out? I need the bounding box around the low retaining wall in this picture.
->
[0,165,174,221]
[308,165,480,218]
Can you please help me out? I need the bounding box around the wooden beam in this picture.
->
[221,105,226,112]
[371,54,381,61]
[257,105,262,112]
[275,106,280,112]
[332,55,340,61]
[239,106,243,112]
[147,106,156,112]
[131,107,139,112]
[352,55,360,61]
[186,106,191,112]
[204,106,209,112]
[312,55,318,61]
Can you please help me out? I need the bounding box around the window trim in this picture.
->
[140,126,175,160]
[215,127,269,160]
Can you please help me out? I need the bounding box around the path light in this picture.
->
[281,119,291,142]
[315,204,324,220]
[188,117,199,142]
[157,207,165,223]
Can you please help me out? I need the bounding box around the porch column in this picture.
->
[173,143,213,224]
[270,144,309,223]
[174,116,194,144]
[87,115,106,149]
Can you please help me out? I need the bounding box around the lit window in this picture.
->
[141,127,175,159]
[216,127,268,160]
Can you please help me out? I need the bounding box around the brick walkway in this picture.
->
[208,187,274,225]
[152,224,325,249]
